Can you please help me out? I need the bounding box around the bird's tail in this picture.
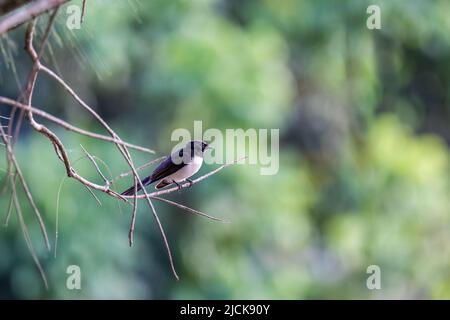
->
[121,176,153,196]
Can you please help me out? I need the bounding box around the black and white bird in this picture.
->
[121,140,211,196]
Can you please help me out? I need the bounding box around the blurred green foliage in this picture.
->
[1,0,450,299]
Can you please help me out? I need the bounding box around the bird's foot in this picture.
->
[173,180,182,191]
[186,179,194,188]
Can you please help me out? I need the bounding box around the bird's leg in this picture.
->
[186,179,194,187]
[172,180,182,191]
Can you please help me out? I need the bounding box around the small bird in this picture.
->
[121,140,211,196]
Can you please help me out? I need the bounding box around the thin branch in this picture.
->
[54,176,65,258]
[142,181,179,280]
[0,96,154,153]
[81,0,87,23]
[110,156,166,184]
[40,64,120,138]
[0,123,51,251]
[128,177,138,247]
[127,157,247,199]
[0,0,69,35]
[151,196,229,223]
[12,15,46,144]
[11,169,48,289]
[0,115,12,195]
[80,144,109,187]
[37,6,60,59]
[3,174,17,227]
[111,138,179,279]
[82,183,102,206]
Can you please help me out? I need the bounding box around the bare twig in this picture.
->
[126,157,248,199]
[0,0,69,35]
[11,8,57,143]
[3,174,17,227]
[82,183,102,206]
[110,156,166,184]
[2,111,51,285]
[80,144,109,187]
[37,6,60,59]
[12,175,49,289]
[128,177,138,247]
[54,175,65,258]
[0,124,51,251]
[151,196,229,223]
[0,96,154,153]
[81,0,87,23]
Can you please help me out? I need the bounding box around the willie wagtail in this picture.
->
[121,140,211,196]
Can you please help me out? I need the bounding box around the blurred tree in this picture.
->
[1,0,450,299]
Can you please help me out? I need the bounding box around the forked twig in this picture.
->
[80,144,109,187]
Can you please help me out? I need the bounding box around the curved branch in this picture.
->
[0,96,155,153]
[0,0,70,35]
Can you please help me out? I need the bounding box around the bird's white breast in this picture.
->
[165,155,203,182]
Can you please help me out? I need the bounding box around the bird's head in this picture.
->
[188,140,212,156]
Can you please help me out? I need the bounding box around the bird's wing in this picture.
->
[150,148,187,182]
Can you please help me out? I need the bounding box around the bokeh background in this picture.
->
[1,0,450,299]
